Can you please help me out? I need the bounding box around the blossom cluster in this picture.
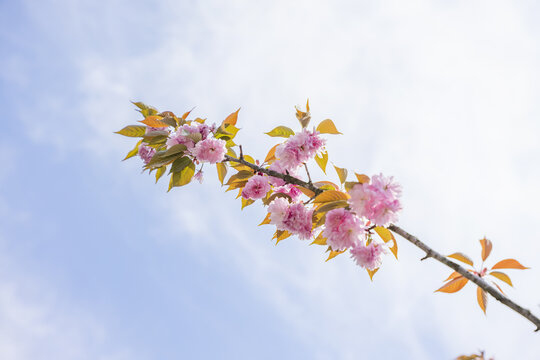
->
[166,123,226,164]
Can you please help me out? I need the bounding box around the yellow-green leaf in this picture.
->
[479,237,492,261]
[491,258,529,270]
[265,126,295,138]
[316,119,342,135]
[164,144,187,157]
[241,198,255,210]
[123,140,142,160]
[315,151,328,174]
[155,166,166,183]
[435,276,469,293]
[313,190,350,204]
[477,287,487,314]
[169,156,193,174]
[216,162,227,185]
[115,125,146,137]
[274,230,291,244]
[259,212,271,226]
[447,252,474,266]
[333,165,348,184]
[310,232,327,246]
[489,271,513,286]
[314,200,349,215]
[313,181,339,190]
[168,161,195,191]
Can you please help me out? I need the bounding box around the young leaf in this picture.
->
[298,186,315,198]
[181,108,194,120]
[443,271,463,282]
[315,151,328,174]
[477,287,488,314]
[223,108,240,126]
[491,281,506,295]
[333,165,348,184]
[258,212,271,226]
[314,200,349,215]
[435,276,469,293]
[139,116,169,128]
[265,126,295,138]
[367,268,379,281]
[123,140,142,161]
[264,143,280,164]
[447,252,474,266]
[354,173,370,184]
[168,161,195,191]
[164,144,187,157]
[491,259,529,270]
[479,237,493,261]
[310,232,327,246]
[489,271,513,286]
[241,198,255,209]
[115,125,147,137]
[274,230,291,244]
[374,226,398,259]
[263,192,292,206]
[169,156,193,174]
[316,119,342,135]
[313,181,339,190]
[313,190,350,204]
[216,162,227,185]
[155,166,166,183]
[325,248,346,262]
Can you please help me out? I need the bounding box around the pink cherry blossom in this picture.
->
[166,123,215,150]
[273,184,303,202]
[322,208,365,251]
[242,175,271,199]
[145,125,169,135]
[282,202,313,240]
[191,138,227,164]
[268,199,313,240]
[350,243,386,270]
[138,144,156,164]
[348,174,402,226]
[275,129,326,170]
[193,169,204,184]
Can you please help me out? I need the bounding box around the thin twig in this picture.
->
[304,163,313,184]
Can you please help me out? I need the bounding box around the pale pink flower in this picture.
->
[242,175,271,199]
[192,138,226,164]
[166,123,214,149]
[268,199,313,240]
[138,144,156,164]
[282,202,313,240]
[273,184,303,202]
[275,129,326,170]
[348,174,402,226]
[322,208,365,251]
[350,243,386,270]
[268,197,290,230]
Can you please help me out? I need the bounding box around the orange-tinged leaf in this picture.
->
[313,190,350,203]
[489,271,513,286]
[315,151,328,174]
[274,230,291,244]
[443,271,462,282]
[311,232,327,246]
[216,162,227,185]
[223,108,240,126]
[491,281,506,295]
[241,197,255,209]
[354,173,370,184]
[479,237,492,261]
[367,268,379,281]
[259,213,271,226]
[298,186,315,198]
[139,115,168,127]
[305,98,310,112]
[435,276,469,293]
[264,143,280,163]
[447,252,474,266]
[326,249,346,261]
[181,108,194,120]
[491,259,529,270]
[316,119,342,134]
[476,287,488,314]
[314,200,349,215]
[333,165,348,184]
[374,226,398,259]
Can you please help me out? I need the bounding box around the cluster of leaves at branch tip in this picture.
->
[116,99,403,279]
[437,238,528,314]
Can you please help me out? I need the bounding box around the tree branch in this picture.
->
[223,154,540,332]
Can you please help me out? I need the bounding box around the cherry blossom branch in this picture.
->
[224,154,540,332]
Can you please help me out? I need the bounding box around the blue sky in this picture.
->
[1,0,540,359]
